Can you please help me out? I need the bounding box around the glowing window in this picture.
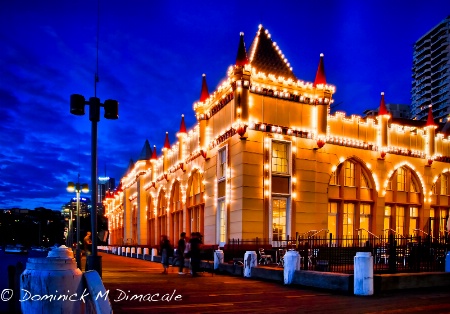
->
[397,167,406,191]
[272,142,289,174]
[344,161,355,186]
[441,175,448,195]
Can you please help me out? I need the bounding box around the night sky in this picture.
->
[1,1,449,210]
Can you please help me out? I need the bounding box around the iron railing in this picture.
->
[223,234,450,274]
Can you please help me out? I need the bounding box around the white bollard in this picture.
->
[143,248,149,259]
[117,247,121,255]
[137,247,142,255]
[131,247,136,257]
[214,250,224,270]
[126,247,131,257]
[122,247,126,256]
[151,248,158,261]
[20,245,84,313]
[446,252,450,272]
[283,250,301,284]
[354,252,374,296]
[243,251,257,277]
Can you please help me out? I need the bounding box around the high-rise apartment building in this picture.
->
[411,15,450,122]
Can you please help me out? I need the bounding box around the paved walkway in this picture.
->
[99,253,450,314]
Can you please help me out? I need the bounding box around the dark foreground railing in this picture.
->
[221,234,450,274]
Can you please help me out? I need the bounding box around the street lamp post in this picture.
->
[70,94,118,276]
[67,181,89,269]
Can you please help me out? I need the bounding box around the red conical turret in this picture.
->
[151,145,157,160]
[313,53,326,87]
[179,114,187,133]
[235,32,249,66]
[199,74,209,102]
[426,105,437,128]
[378,92,389,116]
[164,132,170,149]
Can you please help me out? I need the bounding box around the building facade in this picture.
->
[411,15,450,122]
[105,25,450,247]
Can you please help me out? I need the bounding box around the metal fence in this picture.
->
[224,234,450,274]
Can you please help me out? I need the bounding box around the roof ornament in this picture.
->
[378,92,389,116]
[426,105,437,128]
[179,114,187,133]
[163,132,171,149]
[199,74,209,102]
[151,145,157,160]
[235,32,249,66]
[313,53,326,87]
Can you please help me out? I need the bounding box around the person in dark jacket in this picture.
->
[174,232,187,274]
[160,235,171,274]
[189,232,203,277]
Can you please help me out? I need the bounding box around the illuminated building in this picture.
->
[105,25,450,247]
[411,15,450,122]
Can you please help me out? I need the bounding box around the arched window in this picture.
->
[157,190,167,237]
[430,172,450,238]
[147,194,155,246]
[187,171,205,235]
[384,166,423,237]
[328,158,375,244]
[170,181,183,243]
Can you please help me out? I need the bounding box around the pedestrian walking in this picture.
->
[160,235,172,274]
[189,232,203,277]
[83,231,92,270]
[174,232,187,274]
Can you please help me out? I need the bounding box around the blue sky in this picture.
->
[0,1,449,210]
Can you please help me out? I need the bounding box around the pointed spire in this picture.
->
[138,139,152,160]
[126,158,134,173]
[313,53,326,87]
[426,105,437,128]
[235,32,249,66]
[199,74,209,102]
[378,92,389,116]
[248,24,296,80]
[164,132,170,149]
[179,114,187,133]
[151,145,157,160]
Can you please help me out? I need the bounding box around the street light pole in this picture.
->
[70,94,118,277]
[76,188,81,269]
[89,98,100,274]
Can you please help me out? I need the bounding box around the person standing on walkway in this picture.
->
[189,232,202,277]
[175,232,187,274]
[160,235,171,274]
[83,231,92,270]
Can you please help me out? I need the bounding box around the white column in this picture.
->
[283,250,301,284]
[354,252,374,296]
[243,251,257,277]
[214,250,224,270]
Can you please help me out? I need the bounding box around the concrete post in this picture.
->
[354,252,374,296]
[143,248,149,260]
[151,248,158,261]
[20,245,84,313]
[283,250,301,284]
[243,251,257,278]
[445,252,450,272]
[214,250,224,270]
